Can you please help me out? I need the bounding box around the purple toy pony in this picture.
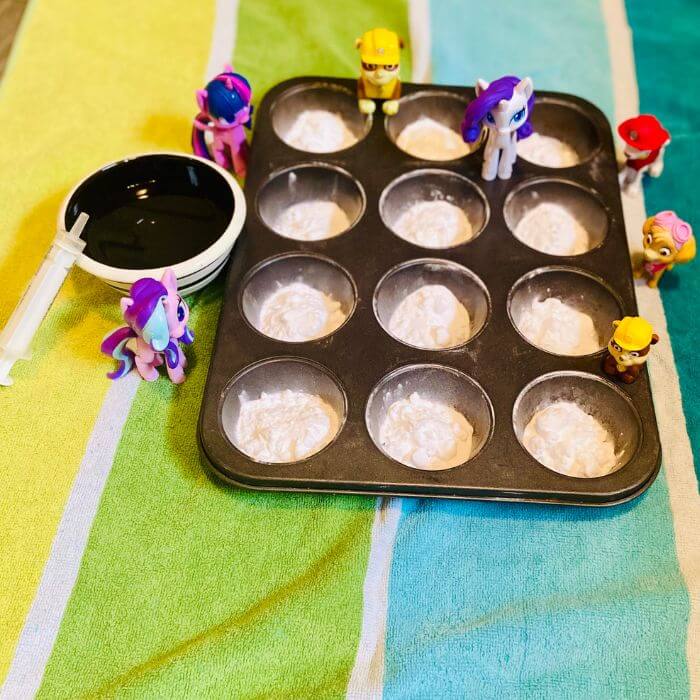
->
[461,75,534,181]
[192,65,253,178]
[101,269,194,384]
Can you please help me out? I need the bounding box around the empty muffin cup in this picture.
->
[240,253,357,342]
[517,99,600,168]
[374,258,490,350]
[386,91,475,161]
[257,163,365,242]
[513,371,641,478]
[365,363,493,470]
[379,170,489,249]
[271,83,371,153]
[508,266,623,356]
[504,178,608,256]
[221,357,347,464]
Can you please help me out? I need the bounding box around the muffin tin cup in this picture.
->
[199,77,661,505]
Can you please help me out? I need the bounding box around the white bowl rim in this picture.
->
[57,151,246,285]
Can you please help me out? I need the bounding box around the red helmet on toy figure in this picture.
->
[617,114,670,195]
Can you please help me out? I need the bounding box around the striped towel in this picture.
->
[0,0,697,697]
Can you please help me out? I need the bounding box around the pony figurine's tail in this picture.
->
[101,326,137,380]
[191,112,211,159]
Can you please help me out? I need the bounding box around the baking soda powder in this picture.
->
[259,282,346,342]
[388,284,471,349]
[514,202,590,255]
[236,390,339,463]
[275,200,350,241]
[517,133,579,168]
[396,117,471,161]
[284,110,357,152]
[380,392,473,470]
[522,401,618,478]
[517,297,600,355]
[394,200,473,248]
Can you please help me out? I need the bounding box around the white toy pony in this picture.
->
[461,75,535,181]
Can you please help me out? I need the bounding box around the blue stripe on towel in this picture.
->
[382,2,690,697]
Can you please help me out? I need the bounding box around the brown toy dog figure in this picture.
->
[603,316,658,384]
[635,210,695,288]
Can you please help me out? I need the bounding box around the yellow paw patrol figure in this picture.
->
[603,316,658,384]
[356,28,403,116]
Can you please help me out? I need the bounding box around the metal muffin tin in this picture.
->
[198,77,661,505]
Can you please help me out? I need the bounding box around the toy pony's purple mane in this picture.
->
[123,278,167,332]
[461,76,535,143]
[100,279,168,380]
[192,66,253,159]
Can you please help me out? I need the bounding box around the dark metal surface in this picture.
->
[198,77,661,506]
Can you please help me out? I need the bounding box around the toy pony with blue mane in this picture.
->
[192,65,253,178]
[461,75,534,181]
[101,269,194,384]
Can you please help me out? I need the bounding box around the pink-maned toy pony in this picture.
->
[101,269,194,384]
[192,65,253,178]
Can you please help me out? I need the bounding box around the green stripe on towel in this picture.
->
[38,1,413,695]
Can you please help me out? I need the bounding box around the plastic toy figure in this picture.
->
[192,65,253,178]
[101,269,194,384]
[356,28,403,116]
[617,114,670,195]
[603,316,658,384]
[461,75,534,181]
[635,210,695,288]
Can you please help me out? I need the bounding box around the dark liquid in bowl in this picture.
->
[64,154,235,270]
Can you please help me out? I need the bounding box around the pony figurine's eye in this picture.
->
[645,233,653,245]
[659,247,672,257]
[177,299,187,322]
[511,108,526,123]
[486,112,495,124]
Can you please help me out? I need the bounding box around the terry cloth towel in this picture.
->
[0,0,698,698]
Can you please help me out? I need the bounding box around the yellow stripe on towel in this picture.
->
[0,0,216,679]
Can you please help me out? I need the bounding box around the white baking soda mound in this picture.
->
[388,284,471,349]
[393,200,473,248]
[517,297,600,355]
[380,392,473,470]
[514,202,590,255]
[259,282,346,342]
[284,110,357,152]
[236,389,339,463]
[522,401,618,478]
[274,200,351,241]
[517,132,580,168]
[396,117,471,160]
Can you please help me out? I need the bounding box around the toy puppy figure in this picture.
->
[461,75,534,181]
[603,316,658,384]
[192,65,253,178]
[356,28,403,116]
[618,115,670,195]
[635,210,695,287]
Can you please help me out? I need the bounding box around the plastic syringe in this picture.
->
[0,213,89,386]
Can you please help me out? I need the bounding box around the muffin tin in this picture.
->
[198,77,661,505]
